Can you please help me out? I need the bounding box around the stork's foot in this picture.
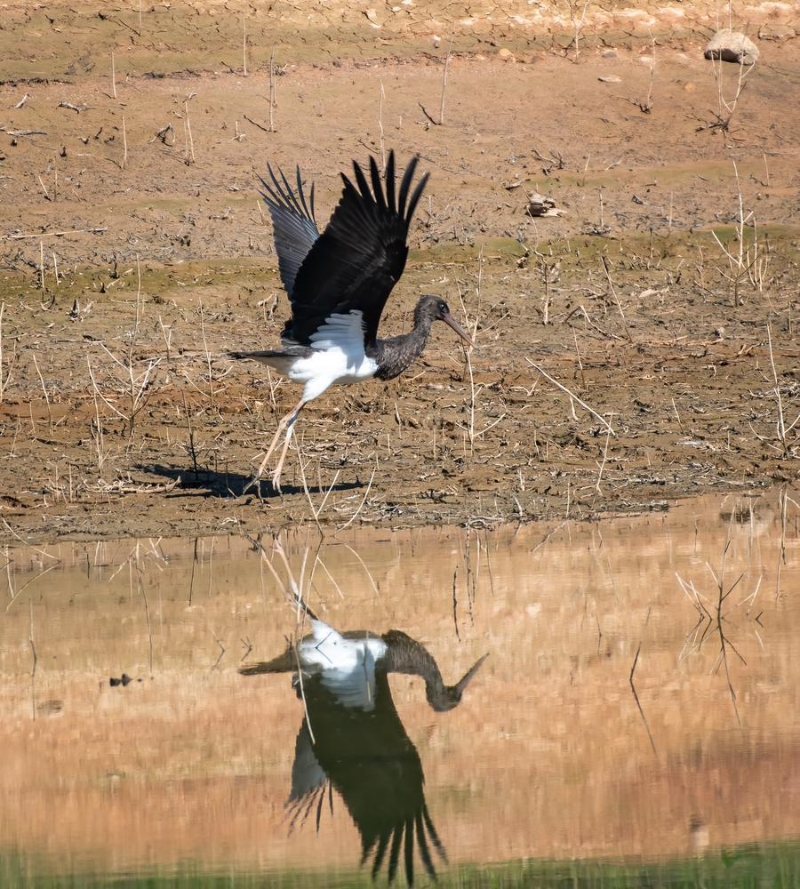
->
[242,471,263,496]
[242,401,302,497]
[242,472,280,497]
[242,442,281,496]
[241,463,285,497]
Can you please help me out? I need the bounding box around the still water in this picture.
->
[2,491,800,887]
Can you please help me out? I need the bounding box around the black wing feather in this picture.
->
[258,164,319,300]
[385,151,397,215]
[284,149,429,346]
[401,163,429,230]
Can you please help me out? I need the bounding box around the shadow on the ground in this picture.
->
[138,463,363,499]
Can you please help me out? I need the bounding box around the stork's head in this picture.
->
[417,294,476,347]
[428,653,489,712]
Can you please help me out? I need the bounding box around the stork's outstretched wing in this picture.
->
[259,164,320,300]
[275,151,428,347]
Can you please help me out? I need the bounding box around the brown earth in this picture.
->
[1,1,800,543]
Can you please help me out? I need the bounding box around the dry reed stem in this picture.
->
[774,489,798,600]
[640,36,656,113]
[183,94,196,164]
[455,257,483,453]
[269,45,277,132]
[1,226,107,241]
[198,299,216,409]
[439,29,454,125]
[0,302,16,403]
[451,567,460,641]
[766,323,799,456]
[158,315,173,359]
[30,352,52,428]
[337,463,376,532]
[594,425,612,493]
[572,329,586,389]
[132,547,155,676]
[378,81,386,169]
[567,0,591,61]
[87,355,109,471]
[525,358,614,435]
[308,555,346,603]
[242,15,248,76]
[2,535,60,613]
[36,175,50,202]
[629,607,657,754]
[600,254,631,342]
[298,443,340,531]
[87,259,160,443]
[711,49,754,131]
[29,599,37,720]
[339,542,380,598]
[705,543,745,728]
[245,535,316,740]
[710,161,756,305]
[676,534,748,729]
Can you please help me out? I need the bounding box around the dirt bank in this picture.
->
[1,1,799,542]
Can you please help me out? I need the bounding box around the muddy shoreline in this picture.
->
[1,2,799,543]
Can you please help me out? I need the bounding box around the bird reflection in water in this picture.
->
[240,601,487,886]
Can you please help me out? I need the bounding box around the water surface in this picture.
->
[2,491,800,885]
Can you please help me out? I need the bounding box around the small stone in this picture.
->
[526,191,564,218]
[704,29,759,65]
[497,47,516,62]
[598,75,622,83]
[758,23,796,41]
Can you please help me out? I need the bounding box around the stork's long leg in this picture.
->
[245,398,305,494]
[271,405,303,492]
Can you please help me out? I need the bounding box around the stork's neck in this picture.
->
[381,630,450,706]
[371,310,436,382]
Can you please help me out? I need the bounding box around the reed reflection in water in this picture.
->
[0,490,799,883]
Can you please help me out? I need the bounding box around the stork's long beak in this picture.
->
[454,652,489,696]
[442,309,476,348]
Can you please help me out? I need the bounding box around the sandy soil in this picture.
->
[1,1,799,542]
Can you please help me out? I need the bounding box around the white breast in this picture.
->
[290,311,379,402]
[297,619,388,711]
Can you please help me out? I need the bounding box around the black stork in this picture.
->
[230,150,475,493]
[240,603,487,885]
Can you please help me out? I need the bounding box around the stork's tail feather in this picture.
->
[229,347,313,375]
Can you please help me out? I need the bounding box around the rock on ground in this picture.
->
[704,29,760,65]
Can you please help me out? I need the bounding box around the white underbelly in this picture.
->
[285,311,379,402]
[297,622,388,710]
[289,347,378,401]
